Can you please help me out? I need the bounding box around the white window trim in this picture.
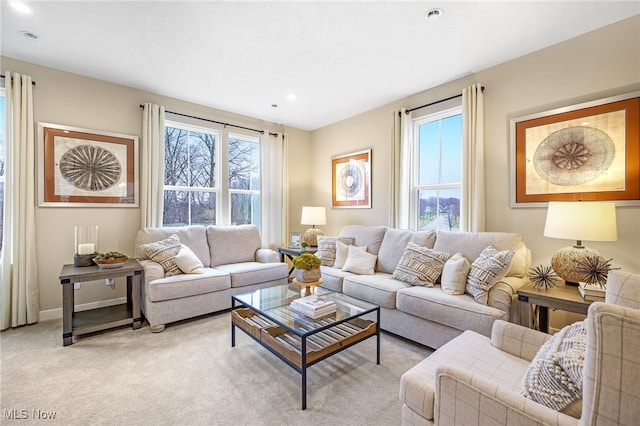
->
[411,104,463,231]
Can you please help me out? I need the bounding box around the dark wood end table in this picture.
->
[517,282,592,333]
[59,259,143,346]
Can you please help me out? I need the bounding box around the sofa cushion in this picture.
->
[175,244,205,274]
[207,225,262,267]
[214,262,289,288]
[605,270,640,309]
[392,243,451,286]
[319,265,355,292]
[433,231,528,278]
[521,320,586,412]
[440,253,471,295]
[338,225,387,255]
[376,228,437,273]
[396,286,507,337]
[139,234,183,276]
[136,225,210,267]
[342,245,377,275]
[466,246,515,305]
[399,329,531,421]
[343,273,410,309]
[316,236,355,267]
[145,268,231,302]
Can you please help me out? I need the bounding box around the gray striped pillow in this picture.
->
[140,234,182,276]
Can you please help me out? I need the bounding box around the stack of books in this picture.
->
[578,282,606,301]
[290,295,336,319]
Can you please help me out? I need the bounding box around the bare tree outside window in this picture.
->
[162,123,260,229]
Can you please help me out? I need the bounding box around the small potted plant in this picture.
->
[293,252,322,283]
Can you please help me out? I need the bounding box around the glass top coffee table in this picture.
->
[231,283,380,410]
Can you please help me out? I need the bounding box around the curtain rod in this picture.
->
[0,75,37,86]
[139,104,264,134]
[405,86,484,114]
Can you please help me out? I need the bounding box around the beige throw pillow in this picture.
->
[334,241,366,269]
[342,245,377,275]
[441,253,471,295]
[392,242,451,286]
[316,236,355,267]
[175,244,204,274]
[140,234,182,276]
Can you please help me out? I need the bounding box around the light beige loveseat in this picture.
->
[320,225,531,349]
[135,224,288,332]
[399,270,640,425]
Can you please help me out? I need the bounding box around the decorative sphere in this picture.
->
[302,228,323,247]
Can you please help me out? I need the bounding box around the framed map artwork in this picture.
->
[38,123,139,207]
[510,91,639,207]
[332,149,371,208]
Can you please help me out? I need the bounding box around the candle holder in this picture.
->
[74,226,98,267]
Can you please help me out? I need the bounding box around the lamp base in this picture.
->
[551,246,603,285]
[302,228,323,247]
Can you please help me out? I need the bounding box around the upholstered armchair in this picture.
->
[399,270,640,425]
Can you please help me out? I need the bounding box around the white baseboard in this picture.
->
[39,297,127,322]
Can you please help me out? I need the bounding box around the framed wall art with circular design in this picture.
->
[509,90,640,207]
[332,149,371,208]
[38,122,139,207]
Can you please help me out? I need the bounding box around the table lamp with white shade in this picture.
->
[543,201,617,285]
[301,206,326,247]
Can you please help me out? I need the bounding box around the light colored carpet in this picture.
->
[1,311,431,425]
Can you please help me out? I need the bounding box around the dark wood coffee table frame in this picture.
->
[231,285,380,410]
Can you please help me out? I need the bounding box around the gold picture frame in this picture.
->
[332,149,371,208]
[38,122,139,207]
[510,91,639,207]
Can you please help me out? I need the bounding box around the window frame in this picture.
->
[411,104,463,232]
[163,119,262,227]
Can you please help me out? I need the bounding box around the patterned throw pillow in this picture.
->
[522,321,587,411]
[140,234,182,276]
[316,236,355,266]
[466,245,514,304]
[392,242,452,287]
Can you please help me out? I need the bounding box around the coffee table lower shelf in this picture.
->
[231,307,380,409]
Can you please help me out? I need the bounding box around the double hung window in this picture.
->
[163,121,260,229]
[413,106,462,232]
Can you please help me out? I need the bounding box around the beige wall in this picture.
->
[2,16,639,316]
[309,16,640,278]
[1,56,302,312]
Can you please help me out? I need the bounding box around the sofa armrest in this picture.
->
[256,248,279,263]
[138,259,165,284]
[490,320,551,361]
[434,365,577,426]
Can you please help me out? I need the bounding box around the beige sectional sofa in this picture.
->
[319,225,531,349]
[135,224,288,332]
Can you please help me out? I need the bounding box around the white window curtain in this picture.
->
[260,132,288,249]
[1,72,40,330]
[390,108,413,229]
[461,84,485,232]
[140,103,165,229]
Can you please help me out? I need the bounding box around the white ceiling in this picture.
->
[2,1,638,131]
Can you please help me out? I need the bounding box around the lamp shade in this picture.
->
[544,201,617,242]
[301,206,326,226]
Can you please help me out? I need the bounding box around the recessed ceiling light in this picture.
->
[10,1,33,14]
[287,93,297,102]
[425,8,442,22]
